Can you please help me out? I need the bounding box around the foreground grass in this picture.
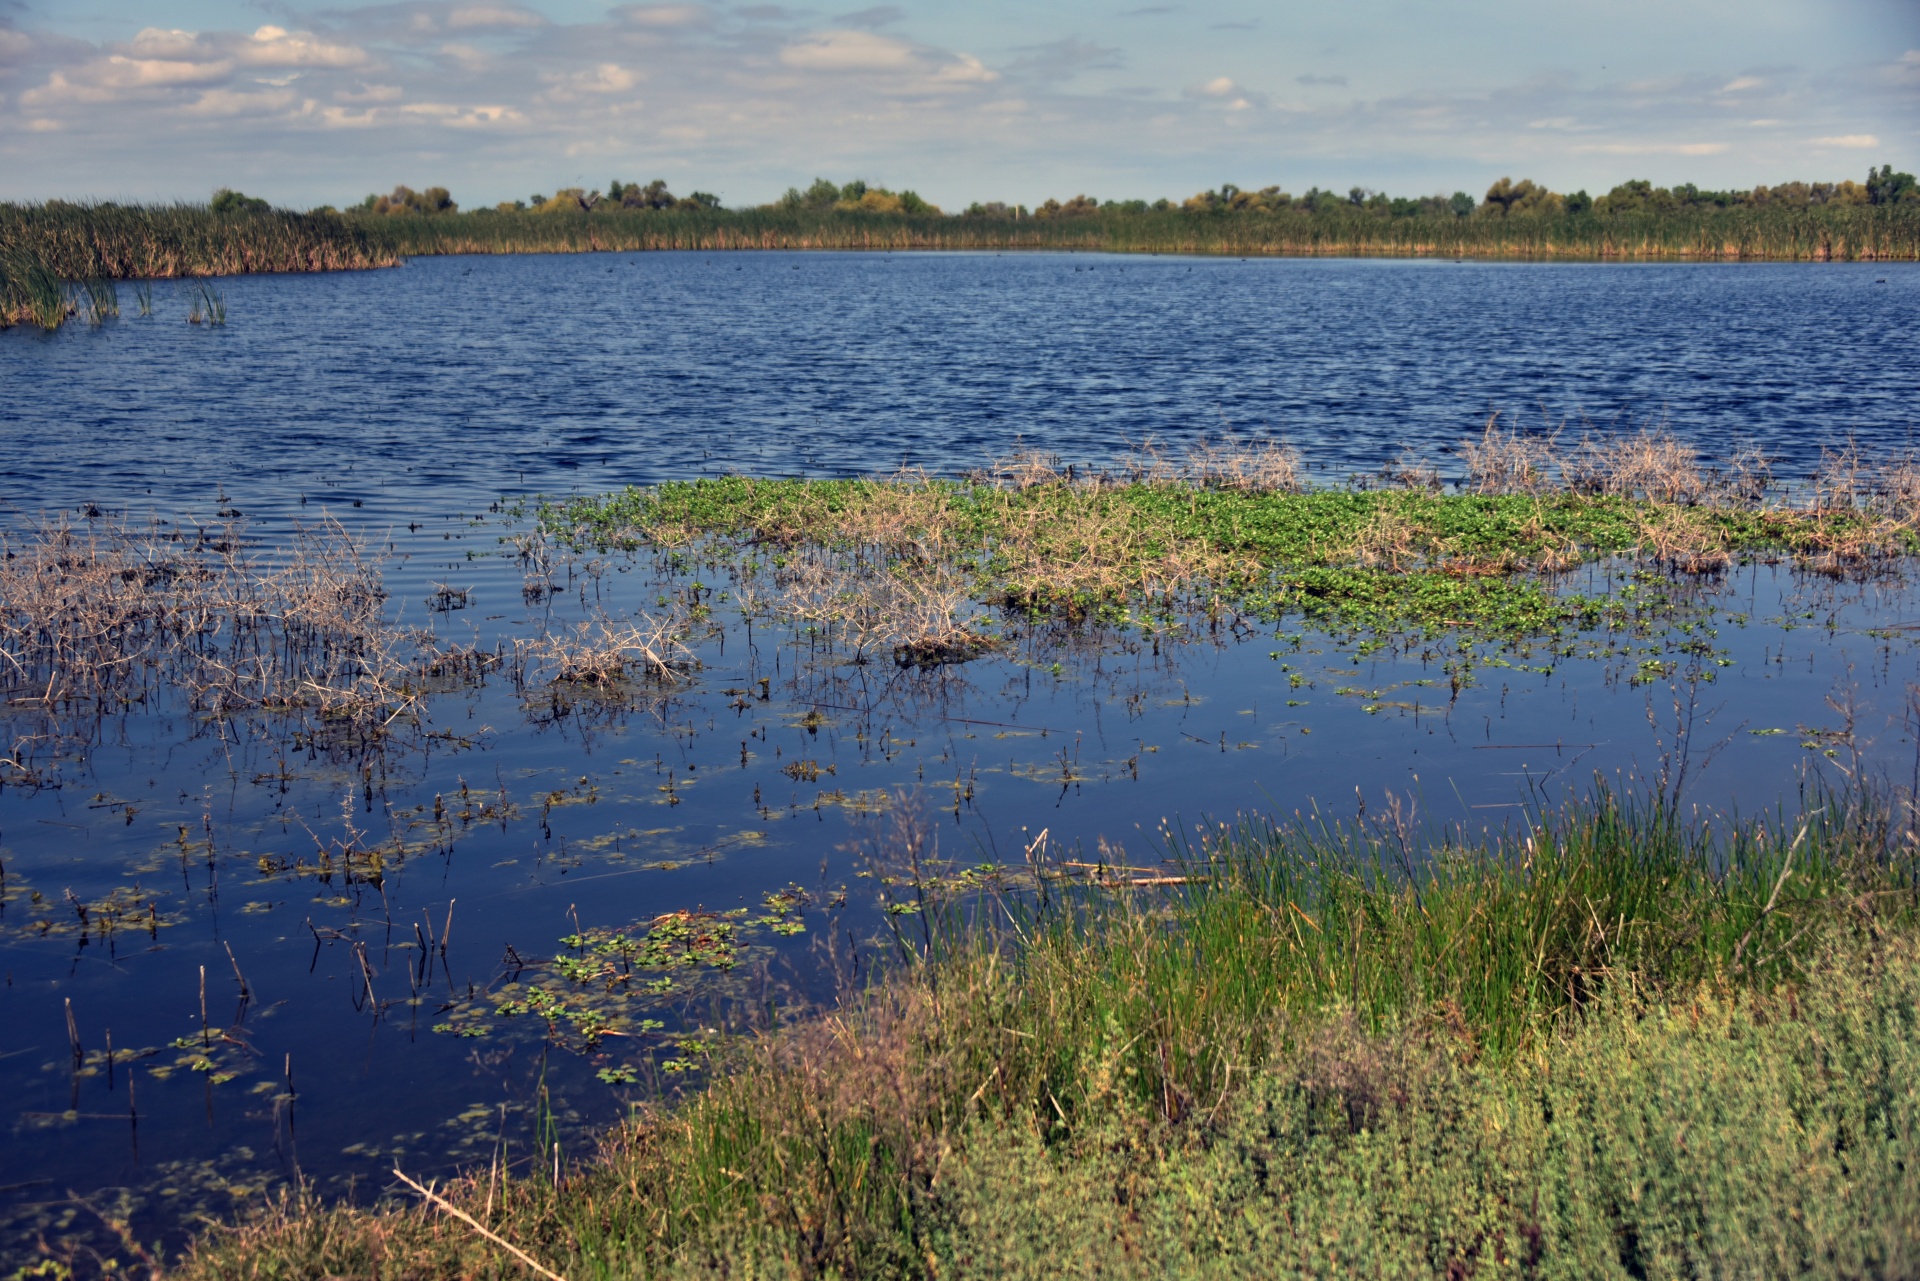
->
[175,788,1920,1279]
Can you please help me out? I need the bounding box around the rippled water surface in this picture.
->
[1,252,1919,1266]
[5,253,1918,520]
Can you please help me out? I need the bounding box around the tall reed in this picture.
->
[2,200,1916,305]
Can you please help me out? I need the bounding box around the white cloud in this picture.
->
[447,7,546,30]
[616,5,710,27]
[1719,75,1763,92]
[128,28,203,58]
[542,63,643,98]
[0,29,35,65]
[440,43,491,71]
[182,86,298,116]
[244,26,366,68]
[1813,134,1877,148]
[1183,76,1264,109]
[21,54,233,104]
[400,101,524,126]
[933,54,997,84]
[1575,141,1729,155]
[336,84,403,103]
[780,29,918,72]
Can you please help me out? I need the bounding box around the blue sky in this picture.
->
[1,0,1914,208]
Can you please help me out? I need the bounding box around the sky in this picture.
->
[1,0,1915,210]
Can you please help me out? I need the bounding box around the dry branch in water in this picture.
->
[517,610,692,686]
[0,513,479,735]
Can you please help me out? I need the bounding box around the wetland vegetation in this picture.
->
[175,787,1920,1279]
[11,432,1920,1277]
[4,166,1915,330]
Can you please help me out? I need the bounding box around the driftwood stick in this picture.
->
[391,1168,568,1281]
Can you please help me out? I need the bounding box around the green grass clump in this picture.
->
[0,244,67,329]
[539,474,1911,638]
[174,788,1920,1279]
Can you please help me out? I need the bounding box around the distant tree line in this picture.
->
[269,165,1915,223]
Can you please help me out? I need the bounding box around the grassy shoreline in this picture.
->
[4,201,1916,329]
[172,785,1920,1279]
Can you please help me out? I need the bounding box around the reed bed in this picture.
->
[173,785,1920,1279]
[373,203,1920,262]
[1,200,1914,327]
[0,513,464,741]
[0,202,395,282]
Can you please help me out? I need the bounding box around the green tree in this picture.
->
[1480,177,1564,216]
[367,185,457,215]
[210,188,270,215]
[1867,164,1918,205]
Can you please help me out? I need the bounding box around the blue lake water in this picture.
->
[1,252,1918,1265]
[3,253,1917,522]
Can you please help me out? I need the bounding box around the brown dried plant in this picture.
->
[773,553,989,665]
[1120,435,1305,492]
[517,610,692,686]
[1345,506,1424,572]
[0,513,442,730]
[1462,415,1559,495]
[1183,435,1306,493]
[1636,507,1731,574]
[1565,429,1706,504]
[1799,441,1920,570]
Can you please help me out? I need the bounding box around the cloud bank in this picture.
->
[0,1,1912,209]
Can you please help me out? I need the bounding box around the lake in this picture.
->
[1,251,1917,1265]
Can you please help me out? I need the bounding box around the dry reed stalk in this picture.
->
[835,470,960,564]
[1183,435,1306,493]
[0,513,442,731]
[978,447,1070,491]
[391,1169,569,1281]
[1565,429,1706,503]
[1462,416,1560,495]
[772,553,989,665]
[1636,507,1732,574]
[1344,507,1424,572]
[1374,451,1444,493]
[518,610,692,686]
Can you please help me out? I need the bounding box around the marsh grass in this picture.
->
[2,202,1914,319]
[171,785,1920,1280]
[186,281,226,326]
[0,513,474,762]
[540,434,1920,654]
[1,246,69,330]
[358,202,1920,263]
[0,202,395,282]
